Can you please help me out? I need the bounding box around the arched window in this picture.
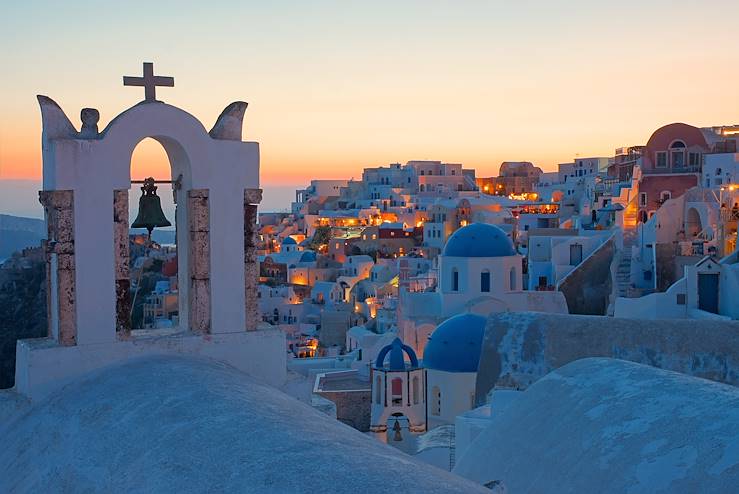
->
[660,191,672,202]
[391,378,403,406]
[480,270,490,292]
[670,141,686,168]
[431,386,441,416]
[412,376,420,405]
[451,268,459,292]
[509,267,516,291]
[375,376,382,404]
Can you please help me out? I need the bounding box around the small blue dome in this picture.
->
[423,313,486,373]
[299,251,316,263]
[375,338,419,371]
[282,237,297,245]
[442,223,515,258]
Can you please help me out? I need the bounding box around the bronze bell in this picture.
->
[392,419,403,442]
[132,177,171,236]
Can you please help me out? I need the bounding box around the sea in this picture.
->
[0,180,300,219]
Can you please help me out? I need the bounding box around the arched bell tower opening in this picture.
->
[122,138,183,333]
[113,130,209,337]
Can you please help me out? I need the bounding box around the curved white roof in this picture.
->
[454,358,739,492]
[0,356,485,493]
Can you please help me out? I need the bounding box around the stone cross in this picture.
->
[123,62,174,102]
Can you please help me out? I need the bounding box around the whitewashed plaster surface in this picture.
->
[475,312,739,398]
[41,99,259,341]
[454,358,739,493]
[0,355,486,493]
[14,329,286,400]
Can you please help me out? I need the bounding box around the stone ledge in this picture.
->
[14,329,286,401]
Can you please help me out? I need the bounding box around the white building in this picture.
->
[527,230,611,290]
[399,223,568,356]
[703,153,739,189]
[614,253,739,320]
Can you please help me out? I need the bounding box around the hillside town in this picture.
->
[213,122,739,464]
[244,125,739,357]
[2,57,739,491]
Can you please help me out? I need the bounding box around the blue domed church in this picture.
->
[396,223,568,423]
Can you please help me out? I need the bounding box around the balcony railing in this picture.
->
[643,166,701,175]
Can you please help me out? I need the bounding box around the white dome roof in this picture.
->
[454,358,739,492]
[0,356,485,493]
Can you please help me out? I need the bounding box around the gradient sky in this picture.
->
[2,1,739,186]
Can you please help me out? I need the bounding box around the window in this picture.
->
[538,276,547,288]
[656,152,667,168]
[375,376,382,404]
[689,153,700,167]
[391,378,403,406]
[452,268,459,292]
[412,376,420,405]
[509,267,516,290]
[639,192,647,207]
[660,191,671,202]
[672,150,685,168]
[480,270,490,292]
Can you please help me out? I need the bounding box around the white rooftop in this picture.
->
[454,358,739,492]
[0,356,485,493]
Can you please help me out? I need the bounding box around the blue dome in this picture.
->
[423,313,486,373]
[282,237,297,245]
[442,223,515,258]
[299,251,316,263]
[375,338,419,371]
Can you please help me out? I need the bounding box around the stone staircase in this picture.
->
[622,197,639,229]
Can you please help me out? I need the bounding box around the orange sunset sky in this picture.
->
[2,1,739,186]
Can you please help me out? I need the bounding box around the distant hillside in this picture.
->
[0,214,46,260]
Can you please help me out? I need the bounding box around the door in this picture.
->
[698,273,719,314]
[569,244,583,266]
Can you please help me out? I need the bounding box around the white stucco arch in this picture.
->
[39,97,260,344]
